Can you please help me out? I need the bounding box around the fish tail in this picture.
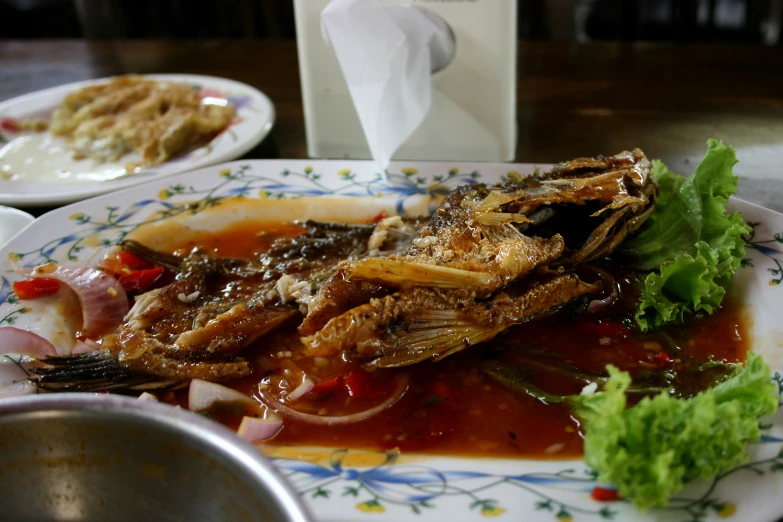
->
[32,351,179,392]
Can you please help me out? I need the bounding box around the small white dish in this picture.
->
[0,74,275,207]
[0,205,33,248]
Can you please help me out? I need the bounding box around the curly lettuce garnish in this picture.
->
[572,353,777,510]
[622,139,751,330]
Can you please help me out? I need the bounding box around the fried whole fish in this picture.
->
[300,149,653,365]
[33,218,425,391]
[304,272,598,367]
[33,148,655,389]
[341,148,653,291]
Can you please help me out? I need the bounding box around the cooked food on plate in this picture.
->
[0,139,774,511]
[0,75,235,183]
[45,75,235,167]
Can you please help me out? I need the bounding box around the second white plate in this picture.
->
[0,74,275,207]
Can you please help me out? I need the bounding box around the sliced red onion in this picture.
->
[71,338,100,354]
[586,296,616,314]
[14,265,129,338]
[237,412,284,442]
[257,374,409,426]
[0,327,57,358]
[188,379,254,412]
[585,266,620,314]
[138,392,159,402]
[287,376,315,401]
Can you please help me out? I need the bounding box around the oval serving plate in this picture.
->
[0,74,275,207]
[1,160,782,522]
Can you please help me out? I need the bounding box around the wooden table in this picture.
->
[2,40,783,213]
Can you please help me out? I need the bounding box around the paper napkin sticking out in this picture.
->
[322,0,454,173]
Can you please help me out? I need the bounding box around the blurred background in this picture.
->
[1,0,780,44]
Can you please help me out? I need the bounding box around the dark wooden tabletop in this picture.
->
[2,39,783,213]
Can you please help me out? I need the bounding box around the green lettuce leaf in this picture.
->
[572,353,777,511]
[622,139,751,330]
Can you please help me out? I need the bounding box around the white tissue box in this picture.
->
[294,0,518,162]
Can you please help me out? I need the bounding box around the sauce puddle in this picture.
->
[0,134,136,183]
[162,220,749,459]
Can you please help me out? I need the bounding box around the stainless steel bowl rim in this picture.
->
[0,393,312,522]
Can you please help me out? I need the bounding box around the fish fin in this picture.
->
[345,258,494,289]
[471,192,530,225]
[474,191,518,213]
[538,178,574,185]
[366,316,499,368]
[474,213,533,226]
[409,312,471,327]
[590,195,646,216]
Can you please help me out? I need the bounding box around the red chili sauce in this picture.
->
[165,221,749,459]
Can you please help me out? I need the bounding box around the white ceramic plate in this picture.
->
[0,74,275,207]
[1,160,782,522]
[0,205,33,248]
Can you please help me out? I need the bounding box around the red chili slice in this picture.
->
[310,375,344,396]
[13,278,61,300]
[0,118,20,133]
[367,210,388,224]
[591,486,620,501]
[118,251,156,271]
[344,371,377,398]
[653,352,673,367]
[118,267,164,293]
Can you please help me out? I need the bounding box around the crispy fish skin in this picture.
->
[298,216,429,335]
[341,148,653,293]
[502,148,655,264]
[32,218,423,390]
[302,287,479,357]
[300,148,653,365]
[103,328,256,382]
[302,273,598,367]
[339,184,567,295]
[298,274,389,335]
[101,222,403,382]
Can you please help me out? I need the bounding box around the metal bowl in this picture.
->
[0,393,312,522]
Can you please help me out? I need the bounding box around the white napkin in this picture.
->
[321,0,455,172]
